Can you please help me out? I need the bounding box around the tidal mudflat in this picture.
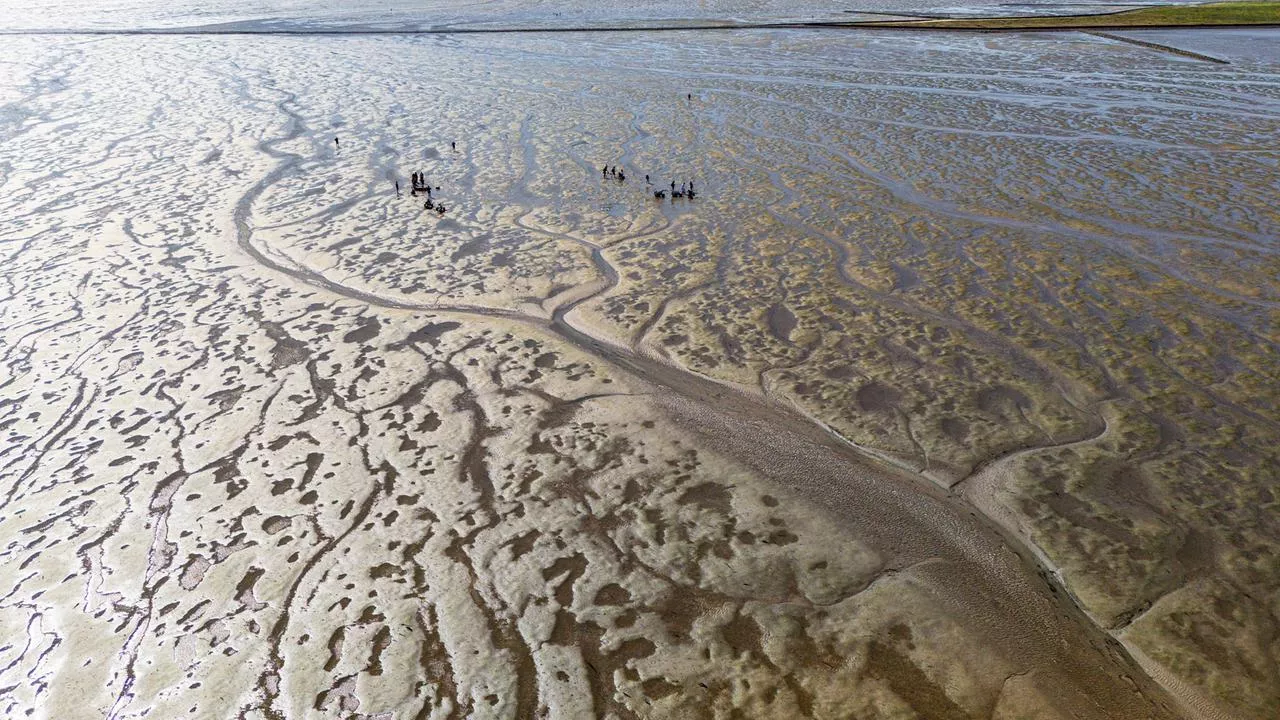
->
[0,21,1276,720]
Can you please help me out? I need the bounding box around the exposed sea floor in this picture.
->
[0,14,1277,720]
[0,0,1215,29]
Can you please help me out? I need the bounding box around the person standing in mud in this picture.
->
[334,136,339,147]
[395,180,400,196]
[451,141,456,151]
[602,164,608,178]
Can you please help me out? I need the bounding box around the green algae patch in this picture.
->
[869,1,1280,29]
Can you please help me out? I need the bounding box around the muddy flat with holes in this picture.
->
[0,7,1276,720]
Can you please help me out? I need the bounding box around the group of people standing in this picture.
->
[388,142,461,216]
[388,141,702,220]
[654,179,695,201]
[404,171,447,215]
[602,164,697,202]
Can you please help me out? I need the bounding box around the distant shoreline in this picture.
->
[2,22,1277,36]
[1,2,1277,36]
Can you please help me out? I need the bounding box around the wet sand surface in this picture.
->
[0,22,1277,720]
[0,0,1215,30]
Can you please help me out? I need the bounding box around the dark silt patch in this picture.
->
[342,316,381,345]
[767,303,798,343]
[856,381,901,413]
